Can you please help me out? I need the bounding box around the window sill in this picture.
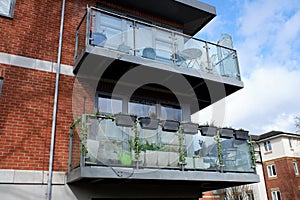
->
[264,151,272,155]
[268,176,278,180]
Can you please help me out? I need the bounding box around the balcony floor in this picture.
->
[67,166,259,198]
[74,47,243,113]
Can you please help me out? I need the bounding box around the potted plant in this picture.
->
[162,120,180,132]
[219,127,234,138]
[115,113,137,127]
[181,122,198,135]
[199,125,217,137]
[235,129,249,140]
[138,117,159,130]
[215,132,224,172]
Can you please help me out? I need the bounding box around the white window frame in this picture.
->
[0,0,16,18]
[293,162,299,175]
[271,190,281,200]
[267,164,277,178]
[264,140,272,152]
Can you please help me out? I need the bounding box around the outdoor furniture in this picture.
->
[90,32,107,47]
[180,48,202,68]
[142,47,156,60]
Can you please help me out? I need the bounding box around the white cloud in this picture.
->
[192,67,300,135]
[193,0,300,135]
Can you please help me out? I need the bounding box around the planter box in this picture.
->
[168,152,179,167]
[144,150,158,167]
[185,157,194,169]
[139,117,159,130]
[157,151,169,167]
[162,120,180,132]
[182,122,198,134]
[199,126,217,137]
[235,130,249,140]
[219,128,234,138]
[115,114,137,127]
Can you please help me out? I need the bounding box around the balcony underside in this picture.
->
[74,49,243,113]
[96,0,216,35]
[67,166,259,198]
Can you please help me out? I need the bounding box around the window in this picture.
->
[160,104,182,121]
[264,140,272,152]
[271,190,281,200]
[267,164,277,177]
[0,77,3,97]
[289,138,293,148]
[0,0,16,18]
[128,99,156,118]
[98,95,122,114]
[293,162,299,175]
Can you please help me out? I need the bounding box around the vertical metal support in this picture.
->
[171,32,176,63]
[204,42,212,71]
[234,50,241,80]
[217,45,225,75]
[0,77,3,97]
[68,128,73,173]
[74,30,79,62]
[132,21,137,56]
[80,114,87,167]
[47,0,65,199]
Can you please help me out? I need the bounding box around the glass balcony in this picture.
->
[68,114,255,173]
[74,7,241,80]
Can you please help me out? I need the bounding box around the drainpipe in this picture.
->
[47,0,66,199]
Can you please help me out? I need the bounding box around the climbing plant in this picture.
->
[177,125,186,165]
[248,136,256,168]
[215,130,224,167]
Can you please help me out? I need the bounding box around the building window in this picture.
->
[0,0,16,18]
[160,104,182,121]
[98,95,122,114]
[271,190,281,200]
[264,140,272,152]
[289,138,293,148]
[267,164,277,177]
[128,99,156,118]
[293,162,299,175]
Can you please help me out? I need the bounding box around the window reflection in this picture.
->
[98,95,122,114]
[129,99,156,118]
[160,104,182,121]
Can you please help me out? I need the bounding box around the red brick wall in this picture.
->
[0,0,96,66]
[263,157,300,199]
[0,0,181,66]
[0,0,185,173]
[0,64,75,171]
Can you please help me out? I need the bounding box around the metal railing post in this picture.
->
[80,114,87,167]
[68,128,73,173]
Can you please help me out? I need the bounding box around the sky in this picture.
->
[191,0,300,135]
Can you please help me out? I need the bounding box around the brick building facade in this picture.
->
[0,0,258,199]
[253,131,300,199]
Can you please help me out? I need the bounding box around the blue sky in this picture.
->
[192,0,300,135]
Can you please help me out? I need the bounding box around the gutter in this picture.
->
[47,0,66,199]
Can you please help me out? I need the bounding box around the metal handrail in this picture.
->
[74,6,241,80]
